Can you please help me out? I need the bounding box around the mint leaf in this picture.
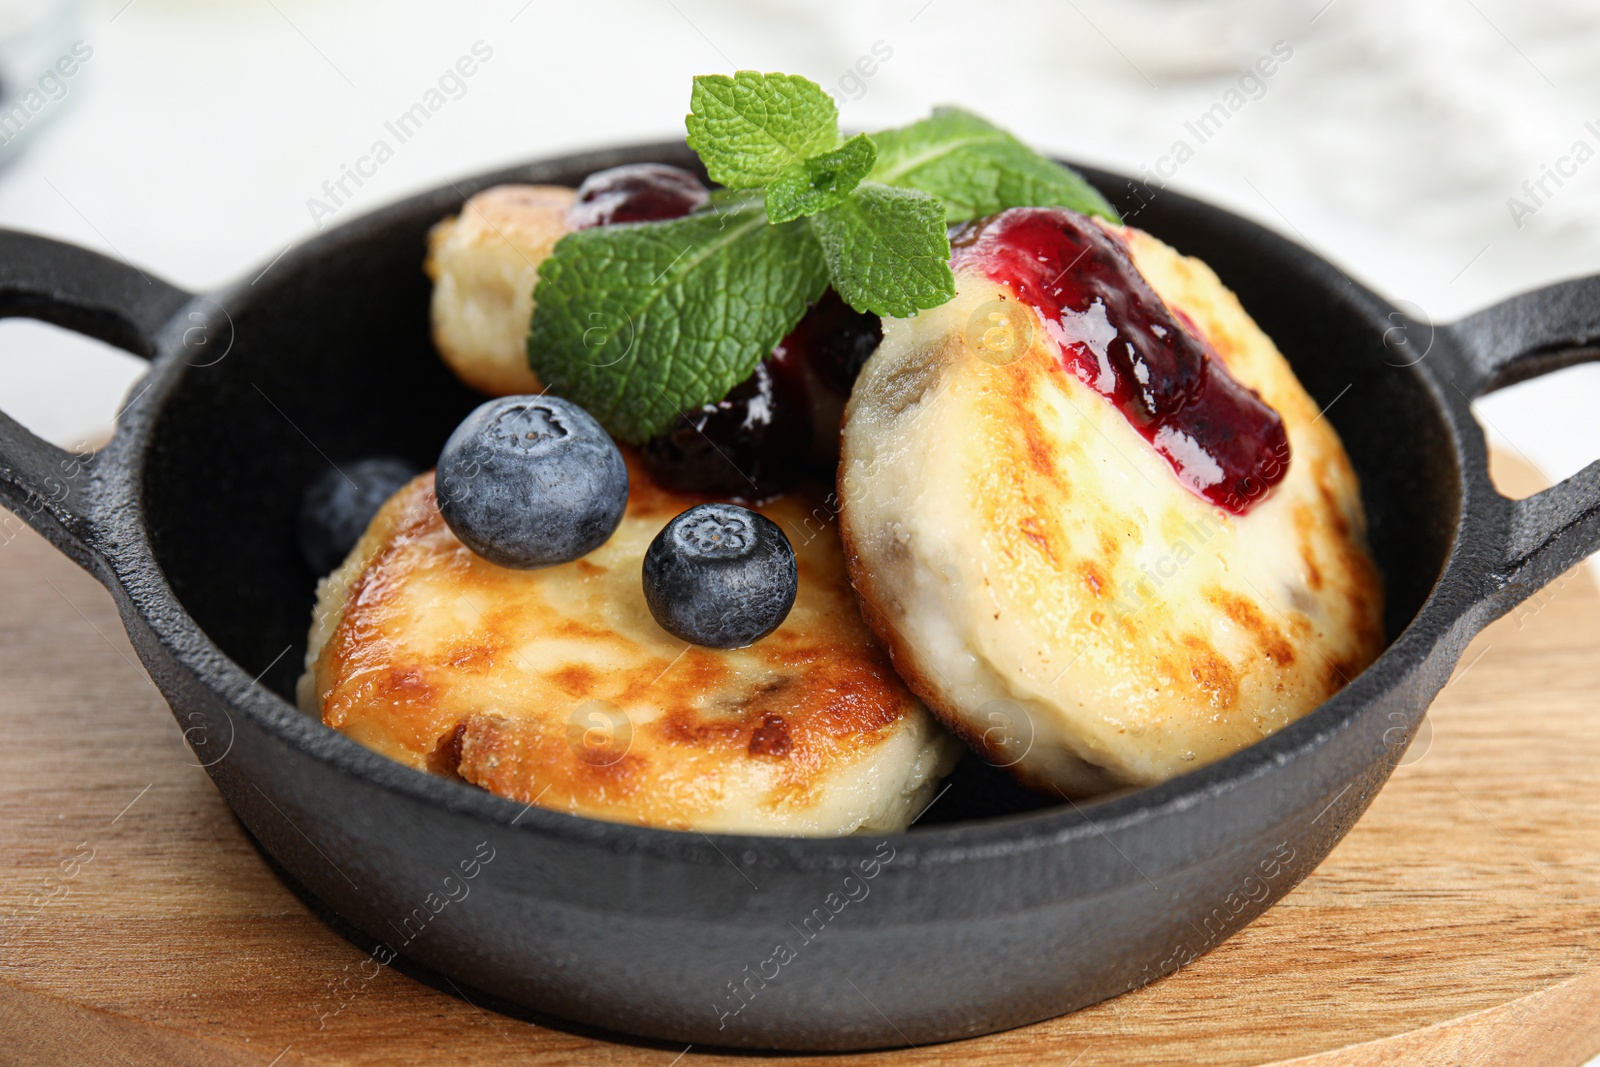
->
[870,106,1118,223]
[685,72,840,189]
[764,133,877,224]
[528,194,828,443]
[809,182,954,318]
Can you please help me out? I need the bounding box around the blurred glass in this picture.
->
[0,0,80,168]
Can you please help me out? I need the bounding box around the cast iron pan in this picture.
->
[2,142,1598,1051]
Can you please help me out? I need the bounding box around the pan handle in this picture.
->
[0,229,191,567]
[1449,275,1600,593]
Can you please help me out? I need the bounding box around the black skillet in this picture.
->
[2,142,1598,1052]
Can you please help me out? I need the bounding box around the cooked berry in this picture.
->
[298,457,419,575]
[771,289,883,397]
[435,396,628,568]
[638,360,812,499]
[566,163,710,230]
[638,291,884,495]
[769,290,884,472]
[642,503,797,648]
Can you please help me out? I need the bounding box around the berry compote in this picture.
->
[566,164,886,499]
[640,292,882,499]
[771,289,883,398]
[566,163,710,230]
[637,359,814,499]
[949,207,1289,514]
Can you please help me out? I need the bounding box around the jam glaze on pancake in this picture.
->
[839,213,1384,796]
[298,455,960,835]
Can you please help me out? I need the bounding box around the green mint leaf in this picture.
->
[809,182,954,318]
[528,193,828,443]
[764,133,878,224]
[869,106,1118,223]
[685,72,841,189]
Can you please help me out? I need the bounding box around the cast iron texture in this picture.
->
[2,143,1599,1051]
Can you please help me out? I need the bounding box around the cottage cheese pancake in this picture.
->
[299,456,959,835]
[426,167,710,398]
[839,210,1383,795]
[425,184,574,396]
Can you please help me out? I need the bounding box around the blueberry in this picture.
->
[298,456,419,574]
[435,396,628,568]
[642,503,797,648]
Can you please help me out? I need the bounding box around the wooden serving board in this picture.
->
[2,454,1598,1067]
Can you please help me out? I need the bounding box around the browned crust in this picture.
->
[313,455,934,830]
[839,231,1387,797]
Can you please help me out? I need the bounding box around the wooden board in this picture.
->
[2,454,1598,1067]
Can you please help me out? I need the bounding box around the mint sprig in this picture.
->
[689,73,956,323]
[527,72,1119,443]
[869,107,1118,223]
[810,182,953,319]
[764,132,877,224]
[686,72,841,188]
[528,193,827,442]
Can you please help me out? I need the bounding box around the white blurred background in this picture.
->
[0,0,1598,485]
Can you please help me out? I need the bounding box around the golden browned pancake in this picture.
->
[839,223,1384,796]
[298,457,960,835]
[425,184,574,396]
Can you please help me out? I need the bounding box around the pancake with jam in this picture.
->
[839,207,1384,796]
[298,454,960,835]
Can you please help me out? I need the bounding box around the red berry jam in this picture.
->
[566,164,710,230]
[950,207,1289,514]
